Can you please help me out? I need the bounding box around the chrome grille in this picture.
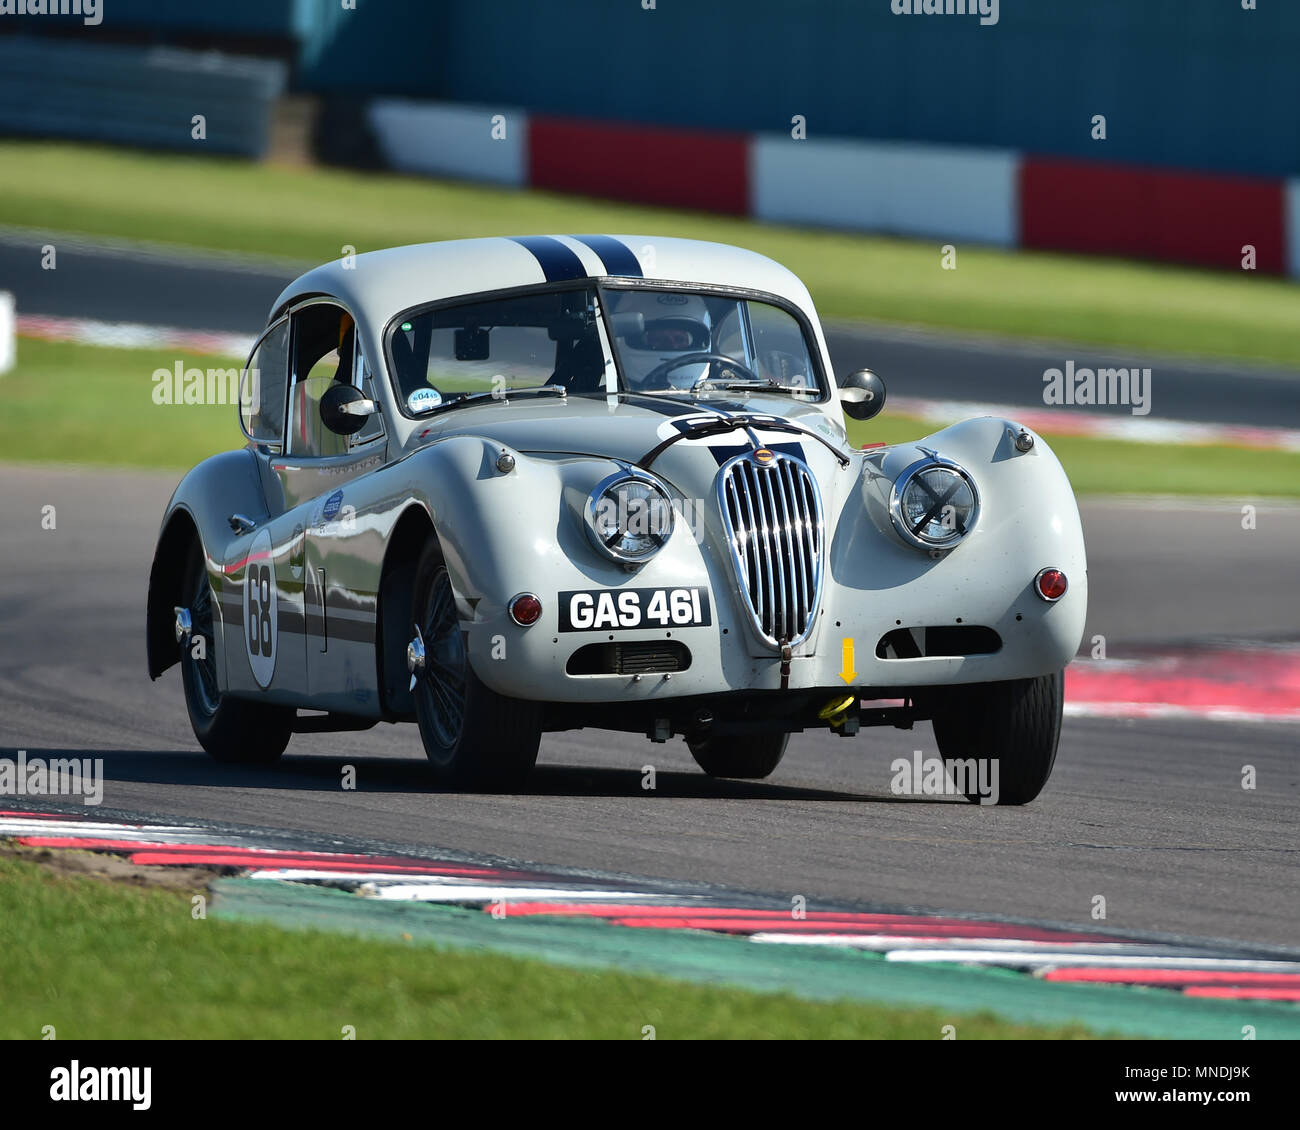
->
[718,451,824,648]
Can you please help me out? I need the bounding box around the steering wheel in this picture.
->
[640,352,765,391]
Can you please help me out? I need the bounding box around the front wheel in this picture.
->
[180,539,292,764]
[688,732,788,779]
[409,535,541,787]
[930,670,1064,806]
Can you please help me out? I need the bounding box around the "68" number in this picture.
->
[247,564,273,658]
[242,530,278,688]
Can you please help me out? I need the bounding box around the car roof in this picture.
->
[268,235,817,330]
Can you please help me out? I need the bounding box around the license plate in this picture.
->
[558,587,712,632]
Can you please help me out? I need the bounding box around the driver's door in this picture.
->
[271,299,387,709]
[224,316,309,703]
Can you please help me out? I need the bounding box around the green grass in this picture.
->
[5,336,1297,495]
[3,338,243,468]
[5,140,1300,366]
[0,855,1093,1039]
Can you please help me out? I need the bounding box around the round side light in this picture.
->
[509,593,542,626]
[1034,568,1068,602]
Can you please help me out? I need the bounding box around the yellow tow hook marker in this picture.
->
[818,693,857,728]
[838,636,856,684]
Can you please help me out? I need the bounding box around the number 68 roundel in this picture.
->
[244,528,278,688]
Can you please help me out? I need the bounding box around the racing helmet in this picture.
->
[612,292,714,390]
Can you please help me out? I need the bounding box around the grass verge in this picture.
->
[4,139,1300,367]
[4,336,1297,496]
[0,854,1094,1039]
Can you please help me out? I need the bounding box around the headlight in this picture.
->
[584,467,675,565]
[889,454,979,550]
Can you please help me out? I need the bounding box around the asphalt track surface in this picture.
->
[1,466,1297,948]
[4,231,1300,428]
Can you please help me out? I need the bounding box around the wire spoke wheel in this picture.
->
[414,564,469,754]
[183,555,220,718]
[178,537,291,765]
[408,534,542,786]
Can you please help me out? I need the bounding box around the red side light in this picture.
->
[1035,568,1068,602]
[509,593,542,626]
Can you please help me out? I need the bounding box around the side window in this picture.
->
[389,287,605,405]
[288,303,355,458]
[241,319,289,447]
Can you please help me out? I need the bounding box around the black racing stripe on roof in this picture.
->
[509,236,588,282]
[570,235,644,277]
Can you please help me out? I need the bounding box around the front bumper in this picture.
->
[465,538,1086,704]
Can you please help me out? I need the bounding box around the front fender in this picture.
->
[823,415,1087,684]
[390,436,719,696]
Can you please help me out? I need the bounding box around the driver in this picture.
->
[610,292,714,391]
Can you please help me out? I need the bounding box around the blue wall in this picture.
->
[50,0,1300,177]
[418,0,1300,178]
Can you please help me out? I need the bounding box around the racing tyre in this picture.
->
[180,539,292,764]
[410,535,542,787]
[930,670,1064,806]
[688,732,788,780]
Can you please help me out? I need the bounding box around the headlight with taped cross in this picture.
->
[888,453,980,550]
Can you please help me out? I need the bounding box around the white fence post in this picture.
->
[0,291,13,374]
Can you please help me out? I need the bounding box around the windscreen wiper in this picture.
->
[418,385,567,415]
[637,413,851,470]
[714,382,817,395]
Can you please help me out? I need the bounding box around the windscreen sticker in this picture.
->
[407,387,443,413]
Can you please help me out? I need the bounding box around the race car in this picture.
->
[146,235,1086,803]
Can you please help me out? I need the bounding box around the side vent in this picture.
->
[876,626,1002,659]
[567,641,691,676]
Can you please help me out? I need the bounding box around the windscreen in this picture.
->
[387,284,821,414]
[604,288,820,396]
[388,286,605,413]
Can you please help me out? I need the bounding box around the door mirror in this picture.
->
[320,382,378,436]
[838,368,886,421]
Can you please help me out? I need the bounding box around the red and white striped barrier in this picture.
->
[364,100,1300,278]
